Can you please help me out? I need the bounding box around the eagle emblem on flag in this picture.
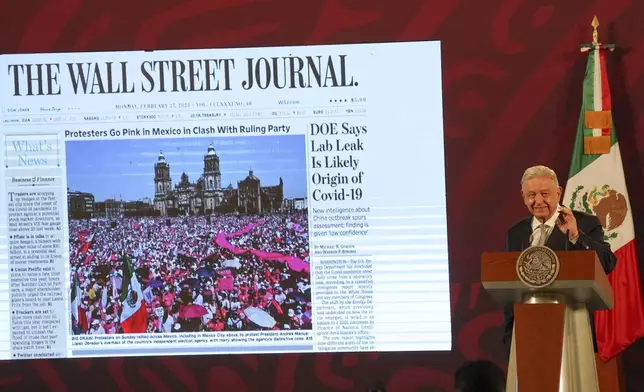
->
[569,184,628,241]
[126,286,139,307]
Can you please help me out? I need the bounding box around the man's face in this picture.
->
[521,176,561,221]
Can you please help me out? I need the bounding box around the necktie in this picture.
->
[537,224,548,246]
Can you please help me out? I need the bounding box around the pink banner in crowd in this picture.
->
[217,277,234,290]
[216,269,234,290]
[214,221,310,273]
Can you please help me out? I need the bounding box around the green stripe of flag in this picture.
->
[71,278,77,301]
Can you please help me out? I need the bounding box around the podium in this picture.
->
[481,250,614,392]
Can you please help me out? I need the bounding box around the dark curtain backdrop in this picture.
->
[1,0,643,391]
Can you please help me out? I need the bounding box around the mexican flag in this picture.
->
[119,255,148,333]
[71,278,88,331]
[563,41,644,362]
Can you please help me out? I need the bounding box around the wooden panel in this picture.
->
[596,354,625,392]
[481,252,519,282]
[481,251,598,282]
[481,251,614,310]
[514,303,565,392]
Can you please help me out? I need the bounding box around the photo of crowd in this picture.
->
[66,136,310,334]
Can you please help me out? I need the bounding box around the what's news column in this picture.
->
[4,132,67,360]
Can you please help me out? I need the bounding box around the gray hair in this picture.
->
[521,165,559,187]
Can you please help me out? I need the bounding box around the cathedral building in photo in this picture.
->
[153,144,284,216]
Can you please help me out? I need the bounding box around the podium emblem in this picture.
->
[516,245,560,288]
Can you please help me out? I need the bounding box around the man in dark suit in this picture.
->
[503,165,617,354]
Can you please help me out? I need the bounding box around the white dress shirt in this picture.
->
[531,211,559,246]
[531,210,578,246]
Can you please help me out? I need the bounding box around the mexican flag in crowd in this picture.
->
[71,277,88,331]
[119,255,148,333]
[563,39,644,361]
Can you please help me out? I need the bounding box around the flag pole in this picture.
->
[586,16,627,391]
[591,16,599,45]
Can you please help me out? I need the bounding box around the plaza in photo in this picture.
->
[65,134,311,335]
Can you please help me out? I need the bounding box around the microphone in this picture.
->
[558,204,569,251]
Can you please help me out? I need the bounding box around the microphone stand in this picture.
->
[558,205,569,251]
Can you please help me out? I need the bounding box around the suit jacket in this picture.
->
[503,210,617,352]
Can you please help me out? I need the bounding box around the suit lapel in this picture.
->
[517,217,532,250]
[546,224,567,251]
